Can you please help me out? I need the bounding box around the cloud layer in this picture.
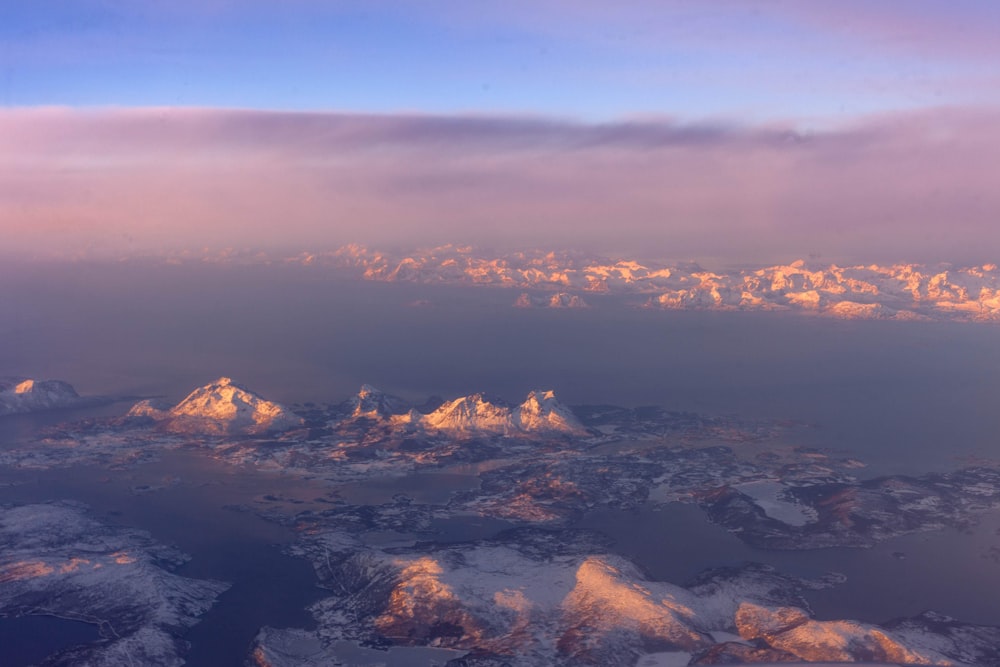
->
[1,106,998,264]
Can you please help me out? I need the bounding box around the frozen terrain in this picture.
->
[249,528,1000,666]
[3,377,1000,665]
[126,376,302,435]
[0,502,228,666]
[0,378,87,416]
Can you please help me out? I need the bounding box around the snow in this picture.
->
[420,389,584,435]
[735,481,818,526]
[514,292,589,308]
[0,377,83,416]
[709,630,746,644]
[126,377,301,434]
[351,384,407,418]
[562,555,710,650]
[0,502,228,666]
[515,390,587,434]
[281,528,995,667]
[770,617,947,664]
[126,398,170,419]
[422,393,517,433]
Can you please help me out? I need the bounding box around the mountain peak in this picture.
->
[128,377,301,435]
[351,384,407,419]
[523,389,557,404]
[419,389,584,435]
[0,377,82,415]
[516,389,586,433]
[422,393,515,433]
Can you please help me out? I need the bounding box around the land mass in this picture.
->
[3,377,1000,666]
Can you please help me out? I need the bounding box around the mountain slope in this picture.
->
[420,390,584,436]
[126,377,301,435]
[250,533,989,667]
[0,377,82,416]
[516,390,586,434]
[349,384,408,419]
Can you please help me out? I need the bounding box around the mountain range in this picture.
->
[302,245,1000,322]
[418,389,586,435]
[118,379,586,437]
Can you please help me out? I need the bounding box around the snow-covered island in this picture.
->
[249,529,1000,667]
[0,377,88,416]
[126,376,302,435]
[0,502,228,666]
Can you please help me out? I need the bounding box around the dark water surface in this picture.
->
[0,615,102,667]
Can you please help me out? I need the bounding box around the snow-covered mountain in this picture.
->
[122,380,581,438]
[0,377,83,416]
[515,390,586,433]
[421,393,517,433]
[348,384,408,419]
[126,377,301,435]
[250,533,996,667]
[420,390,585,435]
[288,245,1000,322]
[514,292,590,308]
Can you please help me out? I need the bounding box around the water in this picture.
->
[0,615,101,667]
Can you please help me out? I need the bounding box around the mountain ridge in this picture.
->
[293,246,1000,322]
[126,377,302,435]
[122,378,586,438]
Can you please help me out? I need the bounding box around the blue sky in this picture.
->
[3,1,999,121]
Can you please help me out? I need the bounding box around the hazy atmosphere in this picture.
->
[3,106,1000,263]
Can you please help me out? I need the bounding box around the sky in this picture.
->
[2,1,999,263]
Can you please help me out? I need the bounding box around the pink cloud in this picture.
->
[0,106,998,264]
